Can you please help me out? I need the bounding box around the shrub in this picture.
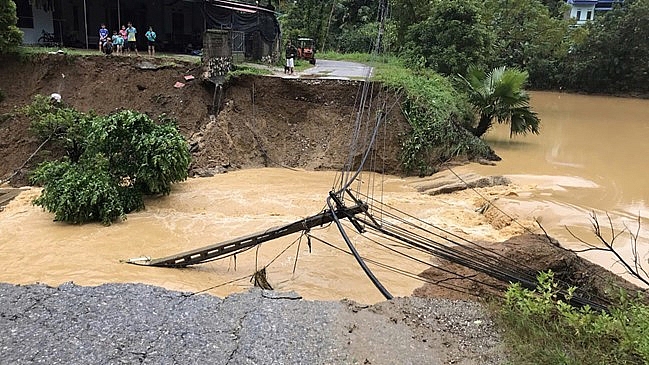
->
[403,0,494,76]
[27,97,191,225]
[31,155,141,225]
[498,270,649,364]
[375,63,493,174]
[0,0,23,53]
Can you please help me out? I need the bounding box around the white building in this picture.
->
[567,0,623,25]
[15,0,56,45]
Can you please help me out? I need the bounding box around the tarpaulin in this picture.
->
[202,3,280,43]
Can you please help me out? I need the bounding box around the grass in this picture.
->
[15,45,202,64]
[312,51,493,174]
[316,50,392,64]
[339,54,492,173]
[496,271,649,365]
[228,64,273,78]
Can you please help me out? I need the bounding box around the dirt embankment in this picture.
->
[1,54,641,306]
[0,54,409,185]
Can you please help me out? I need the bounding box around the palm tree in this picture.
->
[459,66,540,138]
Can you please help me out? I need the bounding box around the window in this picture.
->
[576,10,582,20]
[587,11,593,20]
[15,0,34,29]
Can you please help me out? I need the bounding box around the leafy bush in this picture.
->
[498,270,649,364]
[375,62,493,174]
[31,155,141,225]
[0,0,23,54]
[27,97,191,225]
[24,95,90,160]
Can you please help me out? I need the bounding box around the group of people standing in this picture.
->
[99,22,157,56]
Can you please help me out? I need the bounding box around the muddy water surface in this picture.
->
[465,91,649,280]
[2,91,647,301]
[0,169,524,304]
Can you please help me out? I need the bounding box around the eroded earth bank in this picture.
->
[0,55,640,364]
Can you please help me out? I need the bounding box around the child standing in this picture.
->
[126,22,138,56]
[145,26,156,56]
[119,25,128,52]
[98,24,109,52]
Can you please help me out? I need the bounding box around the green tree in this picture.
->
[28,98,191,225]
[459,66,540,138]
[388,0,432,47]
[565,0,649,93]
[404,0,494,75]
[482,0,573,89]
[281,0,381,53]
[0,0,23,53]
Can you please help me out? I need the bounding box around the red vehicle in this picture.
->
[297,37,316,65]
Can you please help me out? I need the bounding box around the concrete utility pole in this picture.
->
[83,0,88,49]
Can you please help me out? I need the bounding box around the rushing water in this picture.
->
[0,169,523,304]
[466,91,649,282]
[1,91,647,302]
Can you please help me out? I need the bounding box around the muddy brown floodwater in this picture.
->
[465,91,649,285]
[1,90,647,302]
[0,169,527,304]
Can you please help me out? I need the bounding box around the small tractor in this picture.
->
[297,37,316,65]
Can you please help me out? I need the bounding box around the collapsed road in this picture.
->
[0,282,504,365]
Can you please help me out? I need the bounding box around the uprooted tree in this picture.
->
[565,211,649,287]
[26,95,191,225]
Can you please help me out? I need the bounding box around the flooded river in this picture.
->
[1,91,647,302]
[466,91,649,282]
[0,169,523,304]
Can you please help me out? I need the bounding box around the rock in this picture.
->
[136,61,166,70]
[411,171,510,195]
[190,167,226,177]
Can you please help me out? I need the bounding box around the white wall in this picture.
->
[20,6,55,44]
[570,4,596,25]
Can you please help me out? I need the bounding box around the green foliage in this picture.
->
[23,95,90,160]
[27,96,191,225]
[0,0,22,53]
[388,0,433,47]
[375,62,493,174]
[499,271,649,364]
[459,66,540,137]
[482,0,574,89]
[565,0,649,93]
[83,110,191,196]
[280,0,384,53]
[404,0,494,76]
[31,155,139,225]
[335,22,379,53]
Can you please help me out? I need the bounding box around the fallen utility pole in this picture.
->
[127,201,368,268]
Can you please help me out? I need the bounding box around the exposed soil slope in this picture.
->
[1,54,640,309]
[0,54,408,184]
[415,233,643,306]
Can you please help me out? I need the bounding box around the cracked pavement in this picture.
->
[0,282,505,364]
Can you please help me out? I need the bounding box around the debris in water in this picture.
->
[251,268,273,290]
